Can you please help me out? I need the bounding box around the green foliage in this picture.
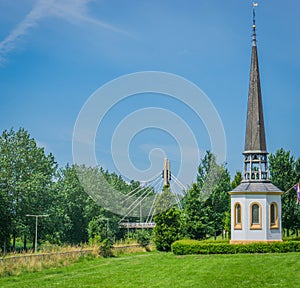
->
[98,238,114,258]
[269,148,300,236]
[171,239,300,255]
[222,171,242,238]
[283,236,300,242]
[182,151,231,240]
[231,171,242,189]
[205,165,231,238]
[51,164,92,244]
[0,127,138,249]
[136,230,151,250]
[269,148,297,191]
[88,217,102,244]
[153,185,182,251]
[4,127,300,254]
[222,211,231,236]
[181,183,212,239]
[0,128,57,251]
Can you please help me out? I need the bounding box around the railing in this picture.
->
[119,222,156,228]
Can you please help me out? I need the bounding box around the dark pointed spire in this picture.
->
[244,2,266,153]
[243,3,269,182]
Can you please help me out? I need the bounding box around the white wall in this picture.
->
[231,193,282,242]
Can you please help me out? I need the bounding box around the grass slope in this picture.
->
[1,252,299,287]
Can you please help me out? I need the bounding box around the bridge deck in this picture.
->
[119,222,156,229]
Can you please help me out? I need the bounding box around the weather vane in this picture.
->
[252,2,258,30]
[252,2,259,43]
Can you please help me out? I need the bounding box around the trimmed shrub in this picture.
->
[283,236,300,242]
[171,239,300,255]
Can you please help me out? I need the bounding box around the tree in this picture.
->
[182,183,212,240]
[52,164,99,244]
[52,165,127,245]
[294,158,300,183]
[269,148,300,236]
[231,171,242,190]
[183,151,231,240]
[87,213,121,244]
[0,171,12,253]
[223,171,243,238]
[205,164,231,239]
[88,217,103,244]
[153,185,182,251]
[269,149,296,192]
[0,128,57,251]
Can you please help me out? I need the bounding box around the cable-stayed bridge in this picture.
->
[118,159,186,229]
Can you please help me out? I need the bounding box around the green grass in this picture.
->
[0,252,299,287]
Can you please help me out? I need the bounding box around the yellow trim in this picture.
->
[229,191,283,195]
[270,202,279,229]
[250,202,262,230]
[234,202,242,230]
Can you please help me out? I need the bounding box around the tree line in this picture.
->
[0,128,299,252]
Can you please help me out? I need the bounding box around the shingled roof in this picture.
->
[244,30,267,153]
[231,181,282,194]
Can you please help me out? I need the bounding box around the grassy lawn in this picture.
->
[0,252,299,287]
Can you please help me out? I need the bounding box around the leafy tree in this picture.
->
[223,171,243,238]
[88,217,103,243]
[0,128,57,251]
[182,183,212,240]
[0,174,11,253]
[52,165,128,245]
[231,171,242,189]
[223,211,231,238]
[52,165,90,244]
[87,214,121,243]
[183,151,231,240]
[294,158,300,183]
[153,185,182,251]
[51,165,122,245]
[269,148,300,236]
[269,149,296,192]
[204,163,231,239]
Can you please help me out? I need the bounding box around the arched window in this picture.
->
[252,204,259,223]
[270,202,278,229]
[234,202,242,230]
[250,202,262,230]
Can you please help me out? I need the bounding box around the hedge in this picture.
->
[171,239,300,255]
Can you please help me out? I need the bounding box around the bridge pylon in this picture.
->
[162,158,171,186]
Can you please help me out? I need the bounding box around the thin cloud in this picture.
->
[0,0,130,64]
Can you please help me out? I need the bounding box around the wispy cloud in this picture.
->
[0,0,130,64]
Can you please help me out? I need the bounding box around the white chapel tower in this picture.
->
[229,5,283,244]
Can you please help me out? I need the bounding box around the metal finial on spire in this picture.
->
[252,2,258,45]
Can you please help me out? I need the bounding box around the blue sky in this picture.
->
[0,0,299,186]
